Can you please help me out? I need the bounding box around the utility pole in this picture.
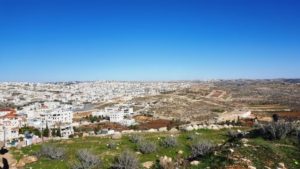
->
[3,126,6,147]
[41,124,44,143]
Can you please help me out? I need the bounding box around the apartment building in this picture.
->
[0,109,24,146]
[40,110,73,127]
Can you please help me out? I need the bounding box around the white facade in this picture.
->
[60,124,74,138]
[27,109,75,138]
[0,127,19,143]
[0,111,23,144]
[27,119,42,129]
[1,118,22,128]
[40,110,73,128]
[120,119,136,126]
[109,112,124,123]
[92,111,108,117]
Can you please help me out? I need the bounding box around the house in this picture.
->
[0,109,23,146]
[59,124,74,138]
[109,112,124,123]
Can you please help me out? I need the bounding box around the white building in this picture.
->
[109,112,124,123]
[94,105,136,126]
[0,109,24,146]
[92,111,108,117]
[40,110,73,128]
[120,119,136,126]
[60,124,74,138]
[0,127,19,144]
[25,109,75,138]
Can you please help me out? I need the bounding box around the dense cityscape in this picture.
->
[1,0,300,169]
[0,81,190,146]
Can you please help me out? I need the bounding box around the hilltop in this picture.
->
[10,126,300,169]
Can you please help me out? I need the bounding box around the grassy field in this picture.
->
[11,128,300,169]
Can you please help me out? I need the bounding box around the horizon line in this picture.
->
[1,78,300,83]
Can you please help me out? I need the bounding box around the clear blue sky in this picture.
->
[0,0,299,82]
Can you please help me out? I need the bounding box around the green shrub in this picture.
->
[190,140,215,160]
[71,149,101,169]
[160,136,177,148]
[107,141,117,149]
[258,121,296,140]
[111,150,140,169]
[137,141,157,154]
[129,134,143,144]
[226,130,247,143]
[37,144,65,160]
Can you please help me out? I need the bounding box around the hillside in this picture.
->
[129,80,300,123]
[10,127,300,169]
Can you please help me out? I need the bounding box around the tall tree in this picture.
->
[51,129,56,137]
[56,129,61,137]
[43,123,50,137]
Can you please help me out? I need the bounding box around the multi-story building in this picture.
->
[0,109,24,146]
[109,112,124,123]
[40,110,73,128]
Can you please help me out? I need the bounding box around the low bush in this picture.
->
[137,141,157,154]
[160,136,177,148]
[107,141,117,149]
[129,134,143,144]
[71,149,101,169]
[111,150,140,169]
[37,144,65,160]
[190,140,215,160]
[227,130,247,143]
[258,121,296,140]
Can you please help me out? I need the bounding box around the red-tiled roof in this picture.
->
[5,112,18,118]
[0,112,18,119]
[0,108,17,118]
[0,108,15,112]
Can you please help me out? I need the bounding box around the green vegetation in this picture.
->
[238,138,300,169]
[51,128,62,137]
[189,140,215,160]
[85,115,104,123]
[11,128,300,169]
[160,136,178,148]
[111,150,140,169]
[129,134,143,144]
[42,125,50,137]
[19,126,41,137]
[107,141,117,149]
[137,140,157,154]
[36,144,66,160]
[256,121,297,140]
[71,149,102,169]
